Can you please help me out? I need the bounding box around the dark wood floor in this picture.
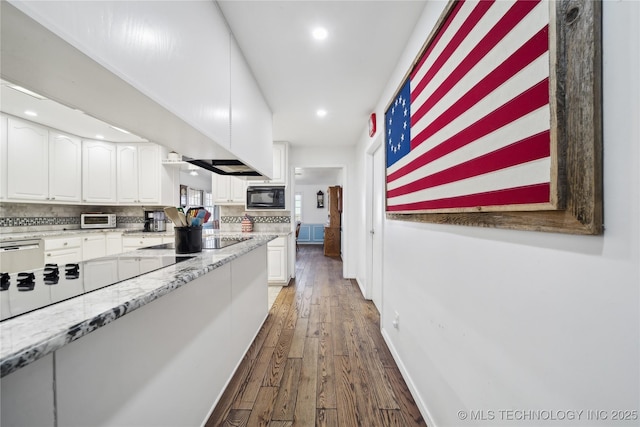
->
[206,245,426,426]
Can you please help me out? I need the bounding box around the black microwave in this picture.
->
[246,186,286,209]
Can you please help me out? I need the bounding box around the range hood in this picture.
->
[183,157,264,177]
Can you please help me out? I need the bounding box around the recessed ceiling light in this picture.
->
[316,109,327,118]
[109,125,131,134]
[24,110,38,117]
[312,27,328,41]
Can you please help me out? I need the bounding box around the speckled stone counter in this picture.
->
[0,233,276,377]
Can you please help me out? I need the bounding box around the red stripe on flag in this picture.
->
[412,1,545,132]
[387,130,550,198]
[411,0,494,102]
[387,183,550,211]
[388,78,549,183]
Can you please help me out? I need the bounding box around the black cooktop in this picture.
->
[0,254,192,321]
[146,236,252,250]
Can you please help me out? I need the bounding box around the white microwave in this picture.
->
[80,213,117,229]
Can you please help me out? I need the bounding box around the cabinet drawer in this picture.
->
[44,237,82,251]
[122,236,163,249]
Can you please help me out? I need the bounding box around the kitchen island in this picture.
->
[0,233,275,427]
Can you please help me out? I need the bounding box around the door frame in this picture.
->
[365,134,384,310]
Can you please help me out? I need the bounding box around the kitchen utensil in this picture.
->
[164,207,186,227]
[178,212,188,227]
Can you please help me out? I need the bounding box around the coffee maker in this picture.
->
[144,210,166,232]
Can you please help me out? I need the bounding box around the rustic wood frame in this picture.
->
[387,0,602,234]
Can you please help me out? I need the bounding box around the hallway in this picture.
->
[206,245,426,426]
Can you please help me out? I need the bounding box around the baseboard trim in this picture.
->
[381,327,438,427]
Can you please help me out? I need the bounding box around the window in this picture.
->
[187,187,203,207]
[294,193,302,223]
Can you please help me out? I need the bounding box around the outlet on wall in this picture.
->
[393,311,400,329]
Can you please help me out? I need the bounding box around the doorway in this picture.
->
[368,141,384,312]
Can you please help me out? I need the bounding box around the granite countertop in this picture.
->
[0,229,292,242]
[0,233,277,377]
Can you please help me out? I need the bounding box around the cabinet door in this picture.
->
[212,174,231,203]
[230,177,246,203]
[116,144,139,203]
[44,248,83,265]
[49,132,82,202]
[7,118,49,200]
[83,141,117,203]
[267,246,286,283]
[106,233,123,255]
[82,235,106,261]
[270,143,286,184]
[137,144,160,204]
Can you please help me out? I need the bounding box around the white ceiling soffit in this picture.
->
[0,80,148,143]
[217,0,427,148]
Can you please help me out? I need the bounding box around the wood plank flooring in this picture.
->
[206,245,426,427]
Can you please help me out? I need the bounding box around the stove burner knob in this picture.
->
[65,263,80,279]
[43,264,60,284]
[17,272,36,291]
[0,273,9,291]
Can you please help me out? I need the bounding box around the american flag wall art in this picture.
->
[385,0,561,214]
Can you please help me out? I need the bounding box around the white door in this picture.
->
[49,132,82,202]
[137,144,160,204]
[7,118,49,200]
[83,141,117,203]
[116,144,139,203]
[371,144,384,311]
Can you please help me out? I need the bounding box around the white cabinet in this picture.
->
[43,236,82,265]
[83,140,117,204]
[117,143,162,205]
[49,131,82,202]
[122,235,163,251]
[0,116,7,200]
[267,236,289,284]
[105,232,123,255]
[229,36,273,178]
[248,142,288,185]
[212,174,246,205]
[81,234,106,261]
[7,118,49,200]
[6,119,83,203]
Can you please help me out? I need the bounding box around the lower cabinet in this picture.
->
[122,235,163,251]
[81,234,106,261]
[43,237,82,265]
[52,245,267,427]
[105,232,122,255]
[267,236,289,284]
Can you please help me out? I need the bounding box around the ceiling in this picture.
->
[218,0,426,148]
[0,1,427,181]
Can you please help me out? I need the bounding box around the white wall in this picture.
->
[353,2,640,426]
[296,184,334,224]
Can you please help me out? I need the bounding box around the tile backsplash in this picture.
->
[219,205,292,233]
[0,203,148,233]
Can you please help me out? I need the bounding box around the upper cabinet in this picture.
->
[212,174,247,205]
[247,142,288,186]
[49,131,82,202]
[116,143,164,205]
[5,117,81,202]
[83,140,117,204]
[229,36,273,178]
[6,117,49,201]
